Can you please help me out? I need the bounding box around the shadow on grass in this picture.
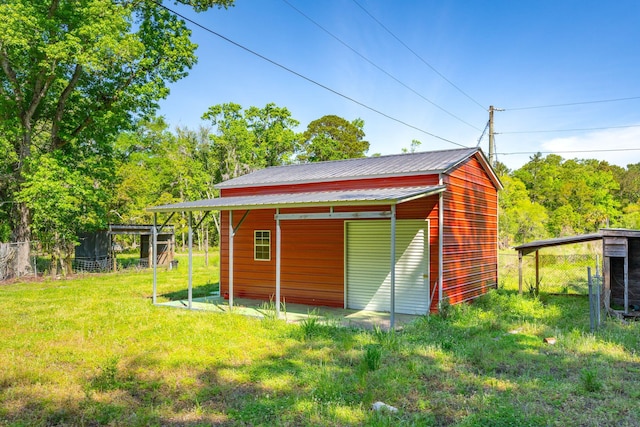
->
[3,289,639,426]
[160,282,220,301]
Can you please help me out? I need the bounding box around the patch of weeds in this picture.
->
[259,296,286,323]
[438,297,453,319]
[373,325,400,351]
[580,367,603,392]
[363,344,382,371]
[91,356,123,391]
[460,403,548,427]
[300,309,322,339]
[80,400,126,425]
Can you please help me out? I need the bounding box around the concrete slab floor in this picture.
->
[157,296,421,331]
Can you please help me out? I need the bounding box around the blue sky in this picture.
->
[158,0,640,171]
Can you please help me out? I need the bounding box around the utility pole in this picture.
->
[488,105,503,167]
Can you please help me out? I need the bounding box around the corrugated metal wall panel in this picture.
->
[441,156,499,305]
[346,220,430,315]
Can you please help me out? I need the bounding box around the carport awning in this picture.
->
[148,185,446,213]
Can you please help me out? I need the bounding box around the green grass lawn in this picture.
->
[1,252,639,426]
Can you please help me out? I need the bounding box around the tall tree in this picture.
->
[0,0,232,274]
[202,102,299,181]
[297,115,369,162]
[498,175,548,246]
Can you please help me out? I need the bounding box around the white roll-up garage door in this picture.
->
[346,220,429,315]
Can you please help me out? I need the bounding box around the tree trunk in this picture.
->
[64,242,74,276]
[10,202,32,277]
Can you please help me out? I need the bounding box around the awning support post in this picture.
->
[276,208,281,318]
[390,204,396,329]
[188,212,193,309]
[535,250,540,295]
[518,251,523,295]
[438,177,444,310]
[152,213,158,305]
[229,210,234,308]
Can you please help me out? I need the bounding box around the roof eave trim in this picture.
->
[214,169,448,190]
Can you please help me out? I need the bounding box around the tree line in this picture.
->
[497,153,640,248]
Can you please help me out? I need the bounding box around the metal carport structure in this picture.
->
[148,185,446,328]
[513,233,602,294]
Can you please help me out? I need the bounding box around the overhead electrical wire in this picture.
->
[505,96,640,111]
[499,123,640,135]
[152,1,469,148]
[352,0,486,111]
[282,0,482,132]
[498,147,640,157]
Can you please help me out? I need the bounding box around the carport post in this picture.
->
[276,208,281,318]
[152,213,157,304]
[390,204,396,329]
[188,212,193,309]
[535,250,540,295]
[229,210,234,308]
[518,251,523,295]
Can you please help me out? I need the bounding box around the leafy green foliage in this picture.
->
[202,102,300,182]
[297,115,370,162]
[0,0,233,266]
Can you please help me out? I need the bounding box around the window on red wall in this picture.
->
[254,230,271,261]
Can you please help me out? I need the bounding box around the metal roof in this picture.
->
[513,233,602,256]
[148,185,446,213]
[216,147,481,189]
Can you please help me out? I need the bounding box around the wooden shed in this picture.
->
[149,147,502,322]
[602,228,640,315]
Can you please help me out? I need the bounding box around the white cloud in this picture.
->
[541,127,640,168]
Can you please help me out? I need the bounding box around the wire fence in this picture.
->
[0,241,162,280]
[499,249,603,295]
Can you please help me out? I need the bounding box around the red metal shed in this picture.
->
[149,147,502,323]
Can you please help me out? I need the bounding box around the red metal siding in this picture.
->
[441,155,498,305]
[219,155,499,311]
[219,178,441,308]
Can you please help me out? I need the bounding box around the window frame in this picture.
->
[254,230,271,261]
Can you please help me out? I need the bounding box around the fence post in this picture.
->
[588,267,595,333]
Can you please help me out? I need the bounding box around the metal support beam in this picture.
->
[390,204,396,329]
[152,213,158,304]
[229,211,234,308]
[156,212,176,233]
[438,176,444,310]
[518,251,523,295]
[233,210,250,234]
[275,211,391,221]
[194,211,211,230]
[188,212,193,309]
[276,208,281,318]
[535,250,540,295]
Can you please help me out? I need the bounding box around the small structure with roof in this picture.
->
[149,147,502,326]
[514,228,640,318]
[75,224,175,271]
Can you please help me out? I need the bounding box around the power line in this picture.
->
[498,147,640,156]
[282,0,481,131]
[352,0,486,111]
[152,1,469,148]
[505,96,640,111]
[499,123,640,135]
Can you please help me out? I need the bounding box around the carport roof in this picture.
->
[148,185,446,213]
[513,233,602,256]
